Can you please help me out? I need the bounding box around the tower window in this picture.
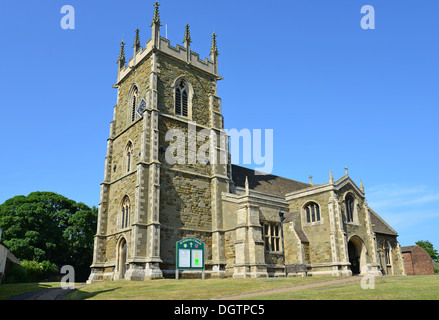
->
[304,202,320,223]
[175,80,189,117]
[126,141,133,173]
[121,196,131,229]
[131,86,138,122]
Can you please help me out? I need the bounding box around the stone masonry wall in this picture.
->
[115,55,152,136]
[157,54,216,127]
[288,192,332,265]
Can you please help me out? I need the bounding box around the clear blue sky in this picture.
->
[0,0,438,248]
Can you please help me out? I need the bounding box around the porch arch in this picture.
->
[347,235,368,275]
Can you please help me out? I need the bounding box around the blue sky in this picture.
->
[0,0,438,248]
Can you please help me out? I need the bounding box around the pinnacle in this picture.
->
[183,24,192,44]
[152,1,161,25]
[210,32,218,55]
[133,28,140,48]
[118,41,126,63]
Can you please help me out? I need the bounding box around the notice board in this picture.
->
[176,237,205,270]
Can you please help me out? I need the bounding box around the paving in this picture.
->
[8,284,86,300]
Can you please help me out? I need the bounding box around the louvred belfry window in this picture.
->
[175,80,188,117]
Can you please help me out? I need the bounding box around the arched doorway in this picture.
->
[348,241,360,275]
[118,238,127,279]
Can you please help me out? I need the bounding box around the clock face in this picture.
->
[136,98,147,117]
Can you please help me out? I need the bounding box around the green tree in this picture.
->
[415,240,439,262]
[0,192,97,281]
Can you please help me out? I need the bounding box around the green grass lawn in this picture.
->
[3,275,438,300]
[66,276,333,300]
[65,275,439,300]
[248,275,439,300]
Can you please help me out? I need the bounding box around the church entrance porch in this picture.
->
[348,241,360,274]
[347,236,366,275]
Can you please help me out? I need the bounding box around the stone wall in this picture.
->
[115,55,152,135]
[376,234,405,275]
[157,54,216,127]
[287,191,332,266]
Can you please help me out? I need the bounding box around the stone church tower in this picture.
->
[88,2,229,281]
[88,2,405,282]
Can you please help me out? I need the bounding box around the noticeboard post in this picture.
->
[175,237,205,279]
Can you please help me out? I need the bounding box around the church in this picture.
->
[88,2,405,282]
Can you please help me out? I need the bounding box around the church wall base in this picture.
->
[87,267,115,283]
[232,265,269,278]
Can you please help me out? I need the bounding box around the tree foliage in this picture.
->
[0,192,97,281]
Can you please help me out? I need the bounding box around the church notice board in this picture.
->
[176,237,205,270]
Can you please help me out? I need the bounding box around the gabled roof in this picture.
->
[231,165,310,197]
[333,174,365,198]
[368,208,398,236]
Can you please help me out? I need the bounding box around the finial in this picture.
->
[152,1,161,25]
[118,41,126,63]
[360,180,365,193]
[245,176,249,195]
[210,32,218,55]
[329,170,334,184]
[344,166,349,176]
[183,24,192,44]
[309,175,314,186]
[133,28,140,50]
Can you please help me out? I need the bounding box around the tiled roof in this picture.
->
[369,208,398,236]
[401,245,417,253]
[231,165,310,197]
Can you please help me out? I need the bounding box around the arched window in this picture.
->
[175,80,189,117]
[345,194,355,223]
[384,242,391,265]
[304,202,320,223]
[126,141,133,173]
[131,85,138,122]
[121,196,131,229]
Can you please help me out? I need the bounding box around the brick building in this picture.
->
[401,245,435,275]
[88,2,405,282]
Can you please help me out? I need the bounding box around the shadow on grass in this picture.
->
[67,287,121,300]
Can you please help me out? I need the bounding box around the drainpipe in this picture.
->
[279,211,286,276]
